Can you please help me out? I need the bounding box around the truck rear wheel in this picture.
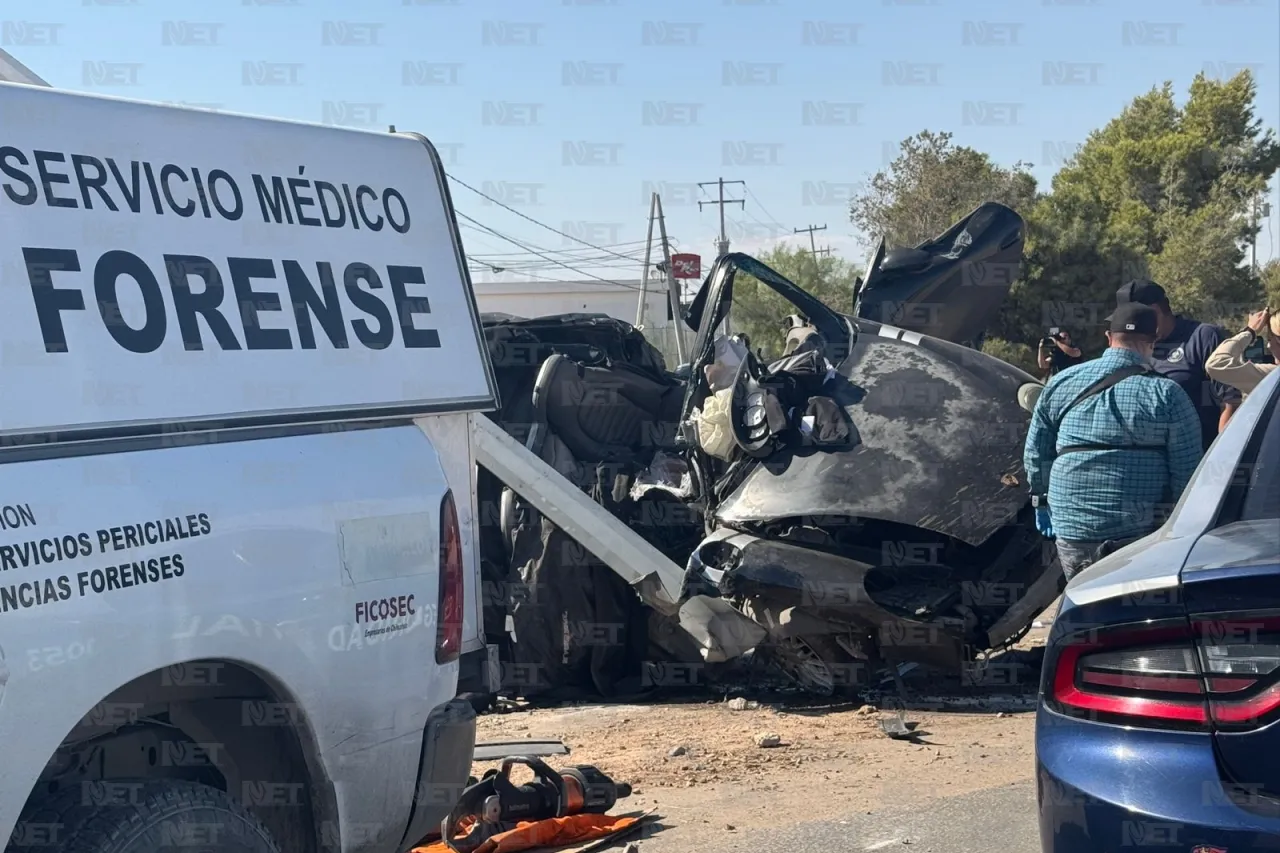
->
[11,780,281,853]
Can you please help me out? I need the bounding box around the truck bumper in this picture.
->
[457,643,500,699]
[396,698,476,853]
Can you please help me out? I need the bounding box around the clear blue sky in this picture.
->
[5,0,1279,282]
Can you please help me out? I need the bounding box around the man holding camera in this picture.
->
[1037,329,1083,378]
[1206,308,1279,398]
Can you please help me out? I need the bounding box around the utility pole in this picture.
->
[698,177,745,257]
[654,194,687,363]
[1250,195,1273,273]
[794,224,827,256]
[1250,194,1259,273]
[636,193,657,327]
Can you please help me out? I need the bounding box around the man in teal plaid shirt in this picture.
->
[1023,303,1203,581]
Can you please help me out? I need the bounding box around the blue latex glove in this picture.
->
[1035,506,1055,539]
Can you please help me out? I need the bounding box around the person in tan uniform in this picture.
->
[1206,308,1279,398]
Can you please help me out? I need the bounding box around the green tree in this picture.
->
[728,244,859,358]
[1001,72,1280,351]
[849,130,1039,250]
[979,337,1040,377]
[1262,258,1280,310]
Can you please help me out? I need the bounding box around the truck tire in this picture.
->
[10,780,281,853]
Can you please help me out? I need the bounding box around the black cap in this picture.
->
[1109,302,1159,337]
[1104,278,1167,323]
[1116,278,1167,307]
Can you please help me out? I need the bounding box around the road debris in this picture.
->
[754,733,782,748]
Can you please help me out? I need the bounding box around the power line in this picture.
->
[456,221,657,272]
[740,204,780,234]
[744,184,788,232]
[462,242,650,271]
[456,212,645,291]
[448,173,645,265]
[468,247,667,269]
[474,257,647,270]
[465,238,654,258]
[467,265,576,284]
[456,217,614,260]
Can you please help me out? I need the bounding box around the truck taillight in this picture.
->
[1049,619,1280,730]
[436,490,464,665]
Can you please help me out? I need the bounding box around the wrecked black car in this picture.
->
[476,202,1058,698]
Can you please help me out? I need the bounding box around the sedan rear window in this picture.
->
[1239,388,1280,523]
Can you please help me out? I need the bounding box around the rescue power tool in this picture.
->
[441,757,632,853]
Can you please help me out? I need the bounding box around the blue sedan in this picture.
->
[1037,366,1280,852]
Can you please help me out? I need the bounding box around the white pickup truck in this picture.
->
[0,82,499,853]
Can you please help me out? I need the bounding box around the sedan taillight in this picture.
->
[1049,618,1280,730]
[435,490,464,665]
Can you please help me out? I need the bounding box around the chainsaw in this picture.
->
[441,757,632,853]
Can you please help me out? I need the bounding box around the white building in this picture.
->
[471,276,689,363]
[0,48,49,86]
[470,277,669,322]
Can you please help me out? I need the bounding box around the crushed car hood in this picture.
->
[713,319,1037,548]
[852,202,1025,346]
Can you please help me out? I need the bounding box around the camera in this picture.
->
[1040,335,1057,349]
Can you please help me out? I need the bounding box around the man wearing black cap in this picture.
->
[1024,303,1202,582]
[1108,279,1241,452]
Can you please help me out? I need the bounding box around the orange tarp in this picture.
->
[414,813,641,853]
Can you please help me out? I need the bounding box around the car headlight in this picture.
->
[1017,382,1043,413]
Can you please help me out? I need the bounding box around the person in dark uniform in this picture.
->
[1105,279,1241,452]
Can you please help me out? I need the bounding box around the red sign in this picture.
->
[670,253,701,279]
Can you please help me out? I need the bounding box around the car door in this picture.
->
[851,202,1025,347]
[1179,370,1280,800]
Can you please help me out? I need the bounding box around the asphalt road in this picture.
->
[640,780,1040,853]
